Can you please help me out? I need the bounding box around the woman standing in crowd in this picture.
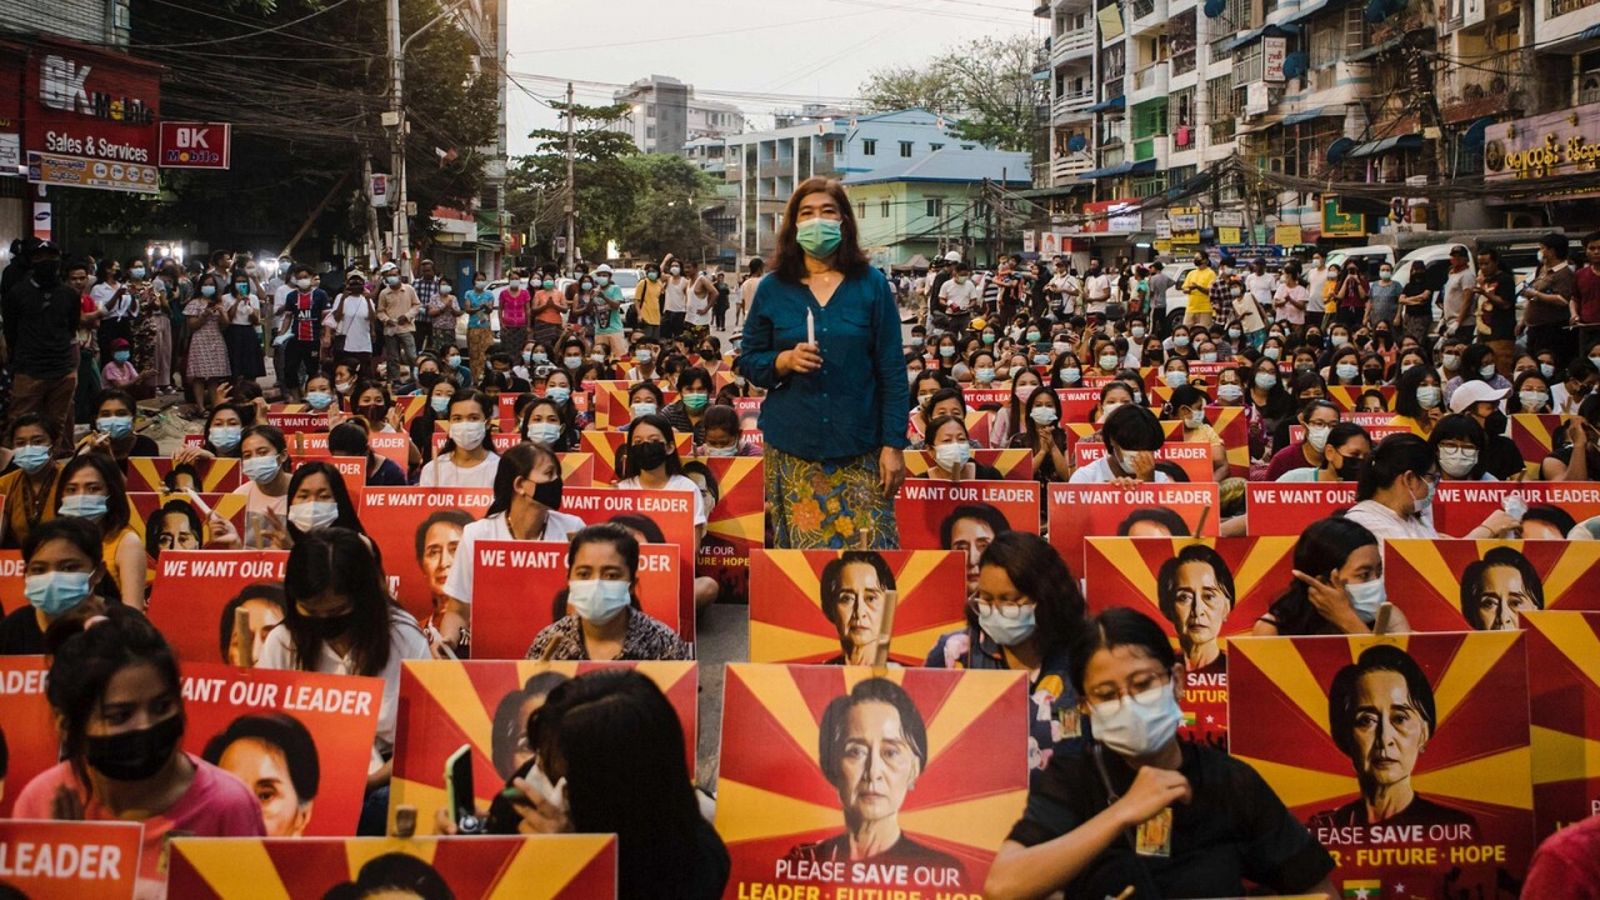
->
[499,269,533,353]
[184,272,232,409]
[445,442,584,609]
[15,608,265,897]
[525,524,692,661]
[54,453,145,609]
[419,391,500,488]
[737,178,908,549]
[462,271,498,380]
[127,257,173,396]
[222,269,265,384]
[986,607,1335,899]
[332,272,377,376]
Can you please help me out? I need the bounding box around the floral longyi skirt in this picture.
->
[764,446,899,550]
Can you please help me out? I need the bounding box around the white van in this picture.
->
[1326,246,1396,282]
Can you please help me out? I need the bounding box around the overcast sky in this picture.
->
[502,0,1040,155]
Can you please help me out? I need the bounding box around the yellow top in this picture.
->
[0,463,61,549]
[635,279,663,326]
[1183,267,1215,315]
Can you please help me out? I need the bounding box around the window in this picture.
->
[931,142,945,151]
[858,201,867,218]
[647,125,655,139]
[900,141,914,157]
[927,198,944,217]
[1310,6,1366,68]
[1233,42,1265,85]
[863,139,878,155]
[1206,74,1235,143]
[961,144,976,150]
[647,103,656,116]
[880,199,891,217]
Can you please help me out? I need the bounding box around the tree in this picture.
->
[509,100,642,262]
[618,154,720,263]
[858,35,1042,153]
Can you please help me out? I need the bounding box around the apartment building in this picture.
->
[611,75,744,155]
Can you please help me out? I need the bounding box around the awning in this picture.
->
[1088,96,1127,112]
[1460,116,1495,148]
[1581,22,1600,40]
[1079,159,1158,179]
[1283,106,1339,125]
[1283,0,1333,24]
[1348,35,1402,60]
[1327,136,1357,163]
[1222,22,1300,53]
[1347,133,1424,158]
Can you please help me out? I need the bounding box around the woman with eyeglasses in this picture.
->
[1345,433,1516,541]
[986,607,1335,900]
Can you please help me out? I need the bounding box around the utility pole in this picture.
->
[387,0,407,272]
[563,81,576,273]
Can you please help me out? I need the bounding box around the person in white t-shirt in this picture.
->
[419,391,501,488]
[614,414,710,530]
[443,441,584,611]
[1067,404,1173,484]
[1343,433,1515,541]
[1082,259,1112,317]
[939,262,981,332]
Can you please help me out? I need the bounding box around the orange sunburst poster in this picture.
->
[1383,539,1600,632]
[124,456,242,493]
[905,448,1036,481]
[1229,632,1535,897]
[129,491,247,546]
[389,660,696,836]
[716,664,1028,897]
[167,835,617,899]
[1523,611,1600,842]
[748,550,966,666]
[693,456,765,603]
[1084,536,1296,747]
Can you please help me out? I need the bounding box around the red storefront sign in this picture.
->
[159,121,229,169]
[19,38,161,193]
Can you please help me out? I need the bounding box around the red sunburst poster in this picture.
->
[1383,539,1600,632]
[1523,610,1600,843]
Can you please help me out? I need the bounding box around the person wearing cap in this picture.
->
[3,241,81,453]
[375,262,421,372]
[591,264,627,358]
[100,338,145,394]
[1449,380,1525,479]
[940,261,980,336]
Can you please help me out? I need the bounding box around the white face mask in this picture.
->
[977,603,1036,646]
[566,579,632,625]
[1519,390,1548,412]
[288,500,340,531]
[1479,364,1498,379]
[1344,578,1387,624]
[449,420,486,450]
[1439,446,1479,478]
[1306,424,1332,452]
[1217,383,1244,403]
[1089,682,1184,758]
[1117,449,1144,477]
[1099,354,1119,370]
[934,442,971,471]
[1185,409,1205,429]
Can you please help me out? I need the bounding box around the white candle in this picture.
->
[806,308,816,346]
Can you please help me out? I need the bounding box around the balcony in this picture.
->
[1172,47,1197,76]
[1052,88,1097,120]
[757,158,793,178]
[1098,122,1130,146]
[1052,28,1095,61]
[1170,125,1199,154]
[1550,0,1599,15]
[1129,61,1170,103]
[1103,76,1126,102]
[1052,154,1094,183]
[1439,69,1534,124]
[1131,0,1169,29]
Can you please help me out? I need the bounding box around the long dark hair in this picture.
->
[770,177,870,284]
[487,442,561,517]
[1356,433,1435,500]
[47,606,182,793]
[57,452,132,533]
[617,413,683,480]
[286,461,365,541]
[1265,517,1378,635]
[977,531,1086,660]
[281,528,402,678]
[526,669,709,900]
[1066,607,1176,697]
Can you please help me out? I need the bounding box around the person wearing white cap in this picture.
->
[590,263,627,357]
[1448,380,1525,479]
[1441,343,1511,409]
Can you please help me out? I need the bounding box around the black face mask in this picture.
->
[532,472,564,510]
[32,259,61,286]
[85,712,184,782]
[628,441,670,473]
[303,611,354,641]
[418,372,442,390]
[1483,411,1509,437]
[1336,455,1365,481]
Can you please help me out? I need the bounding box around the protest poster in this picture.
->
[470,540,683,655]
[265,410,329,434]
[895,479,1040,552]
[1290,423,1412,444]
[748,550,966,665]
[1073,440,1215,482]
[579,431,693,483]
[1523,611,1600,841]
[592,380,676,429]
[147,551,289,665]
[1382,539,1600,631]
[560,486,698,605]
[691,456,764,603]
[1245,483,1358,535]
[362,488,495,625]
[128,492,247,548]
[295,430,409,470]
[1510,414,1570,479]
[179,662,382,837]
[1327,385,1396,412]
[1209,407,1250,477]
[1047,483,1220,569]
[1229,632,1535,897]
[0,550,22,610]
[1433,482,1600,537]
[390,660,696,835]
[123,457,241,493]
[0,820,142,900]
[0,657,61,817]
[496,391,591,428]
[963,410,995,449]
[959,387,1016,410]
[559,452,595,486]
[291,454,366,508]
[1083,536,1296,746]
[429,430,523,455]
[1057,387,1101,423]
[717,664,1028,898]
[904,449,1035,481]
[1062,420,1182,453]
[168,834,617,899]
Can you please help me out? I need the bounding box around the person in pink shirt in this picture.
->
[14,608,264,899]
[497,269,534,359]
[100,337,149,398]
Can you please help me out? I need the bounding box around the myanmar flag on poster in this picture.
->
[1343,879,1382,899]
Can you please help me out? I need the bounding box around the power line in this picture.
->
[132,0,363,51]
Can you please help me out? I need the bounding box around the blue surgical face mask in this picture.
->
[977,603,1037,646]
[201,285,218,298]
[1089,682,1183,758]
[635,350,653,364]
[566,578,632,625]
[631,402,658,419]
[208,426,242,452]
[242,455,283,484]
[547,386,572,405]
[25,571,94,617]
[532,353,550,365]
[59,494,108,519]
[1164,370,1189,389]
[96,415,133,438]
[795,218,843,258]
[526,422,563,445]
[12,445,52,474]
[113,350,131,363]
[1029,406,1059,426]
[1345,577,1387,624]
[306,391,335,411]
[430,394,451,415]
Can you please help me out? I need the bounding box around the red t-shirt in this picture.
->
[1264,440,1317,480]
[14,754,266,898]
[1576,265,1600,326]
[1523,816,1600,900]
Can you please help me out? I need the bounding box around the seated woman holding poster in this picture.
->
[444,442,584,609]
[524,524,691,661]
[418,391,500,488]
[1254,517,1408,636]
[234,424,293,548]
[925,415,1002,483]
[54,453,146,609]
[927,532,1086,781]
[614,415,718,611]
[1344,434,1516,541]
[986,608,1335,900]
[1068,405,1170,485]
[0,518,112,655]
[257,528,430,790]
[14,607,265,898]
[284,461,367,545]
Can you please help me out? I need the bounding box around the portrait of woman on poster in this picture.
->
[1458,546,1544,630]
[1310,644,1478,831]
[820,551,897,666]
[784,678,966,877]
[1156,543,1235,675]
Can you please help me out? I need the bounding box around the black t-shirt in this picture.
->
[1007,741,1333,899]
[0,606,46,656]
[1482,270,1517,339]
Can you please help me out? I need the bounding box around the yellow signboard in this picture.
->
[1274,224,1303,248]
